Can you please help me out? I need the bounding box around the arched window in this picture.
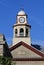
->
[26,28,28,37]
[20,28,24,37]
[15,29,17,36]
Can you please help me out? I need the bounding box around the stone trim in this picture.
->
[13,24,31,28]
[0,41,5,44]
[12,58,44,61]
[17,14,28,17]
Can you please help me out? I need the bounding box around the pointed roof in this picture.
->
[9,41,44,58]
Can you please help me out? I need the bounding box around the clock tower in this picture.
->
[13,10,31,45]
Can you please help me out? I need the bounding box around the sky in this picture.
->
[0,0,44,46]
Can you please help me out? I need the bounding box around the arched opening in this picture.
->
[20,28,24,37]
[26,28,28,37]
[15,29,17,37]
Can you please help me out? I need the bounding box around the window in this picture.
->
[20,28,24,37]
[26,28,28,37]
[15,29,17,36]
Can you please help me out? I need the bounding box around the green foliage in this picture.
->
[0,56,11,65]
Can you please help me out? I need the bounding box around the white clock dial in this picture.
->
[19,17,25,23]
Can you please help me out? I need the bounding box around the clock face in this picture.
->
[19,17,25,23]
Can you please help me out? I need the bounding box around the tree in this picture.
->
[0,56,11,65]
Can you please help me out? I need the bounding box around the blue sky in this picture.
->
[0,0,44,46]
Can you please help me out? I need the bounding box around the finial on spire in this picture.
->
[20,7,24,11]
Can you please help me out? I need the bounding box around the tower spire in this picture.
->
[13,10,31,45]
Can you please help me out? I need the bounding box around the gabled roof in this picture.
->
[9,41,44,58]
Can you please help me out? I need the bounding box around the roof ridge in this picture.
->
[9,41,44,58]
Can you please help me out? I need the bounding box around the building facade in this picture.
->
[0,10,44,65]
